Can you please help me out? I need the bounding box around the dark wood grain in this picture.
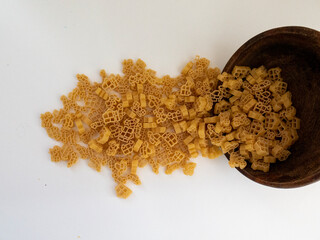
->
[223,26,320,188]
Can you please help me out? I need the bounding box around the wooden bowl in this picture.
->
[223,26,320,188]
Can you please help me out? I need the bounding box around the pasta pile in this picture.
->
[209,66,300,172]
[41,57,222,198]
[41,57,299,198]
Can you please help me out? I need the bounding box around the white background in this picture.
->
[0,0,319,240]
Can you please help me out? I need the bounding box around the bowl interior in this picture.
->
[223,26,320,188]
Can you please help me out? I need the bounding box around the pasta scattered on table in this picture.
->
[41,57,299,198]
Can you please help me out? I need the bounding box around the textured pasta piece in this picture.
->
[132,139,143,153]
[225,131,235,141]
[264,155,276,163]
[249,120,265,136]
[231,112,247,129]
[279,130,293,149]
[253,102,272,115]
[121,140,135,155]
[125,108,137,119]
[131,159,139,174]
[195,96,207,112]
[115,183,132,199]
[187,118,200,136]
[200,147,208,157]
[208,146,222,159]
[147,131,162,146]
[162,132,178,147]
[168,110,184,122]
[289,117,301,130]
[248,111,265,122]
[153,126,167,133]
[214,100,231,114]
[168,150,185,164]
[131,101,147,117]
[211,90,223,102]
[271,145,283,158]
[219,111,231,127]
[97,127,111,144]
[269,81,287,95]
[180,83,192,96]
[188,109,197,120]
[277,149,291,161]
[183,135,194,145]
[255,90,272,105]
[74,117,85,134]
[229,89,243,98]
[264,112,281,130]
[268,67,282,81]
[165,163,180,174]
[172,122,181,134]
[102,74,119,90]
[181,61,194,75]
[127,173,141,185]
[46,127,62,142]
[187,143,199,158]
[217,72,230,82]
[232,66,251,78]
[252,152,264,161]
[88,156,102,172]
[253,137,270,156]
[252,80,272,92]
[204,116,219,124]
[62,114,74,130]
[198,122,206,139]
[264,130,276,140]
[49,145,63,162]
[95,87,109,100]
[118,126,135,143]
[137,84,144,94]
[251,159,270,172]
[147,95,160,108]
[106,140,120,156]
[41,112,54,128]
[252,66,268,80]
[284,106,296,120]
[225,79,243,90]
[183,162,197,176]
[90,119,104,130]
[153,107,167,124]
[281,91,292,108]
[88,140,103,153]
[242,98,257,113]
[221,141,239,153]
[229,152,247,169]
[102,109,121,124]
[239,144,249,159]
[52,109,66,124]
[215,122,232,134]
[179,105,189,119]
[143,122,157,129]
[67,151,78,168]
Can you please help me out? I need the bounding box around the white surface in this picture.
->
[0,0,319,239]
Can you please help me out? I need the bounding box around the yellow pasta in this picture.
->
[41,58,299,198]
[210,65,299,172]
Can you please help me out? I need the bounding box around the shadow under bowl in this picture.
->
[223,26,320,188]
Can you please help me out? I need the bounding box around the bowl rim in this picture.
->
[223,26,320,189]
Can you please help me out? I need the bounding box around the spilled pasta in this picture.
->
[40,57,299,198]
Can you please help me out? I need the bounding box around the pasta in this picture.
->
[41,58,299,198]
[211,66,299,172]
[41,57,222,198]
